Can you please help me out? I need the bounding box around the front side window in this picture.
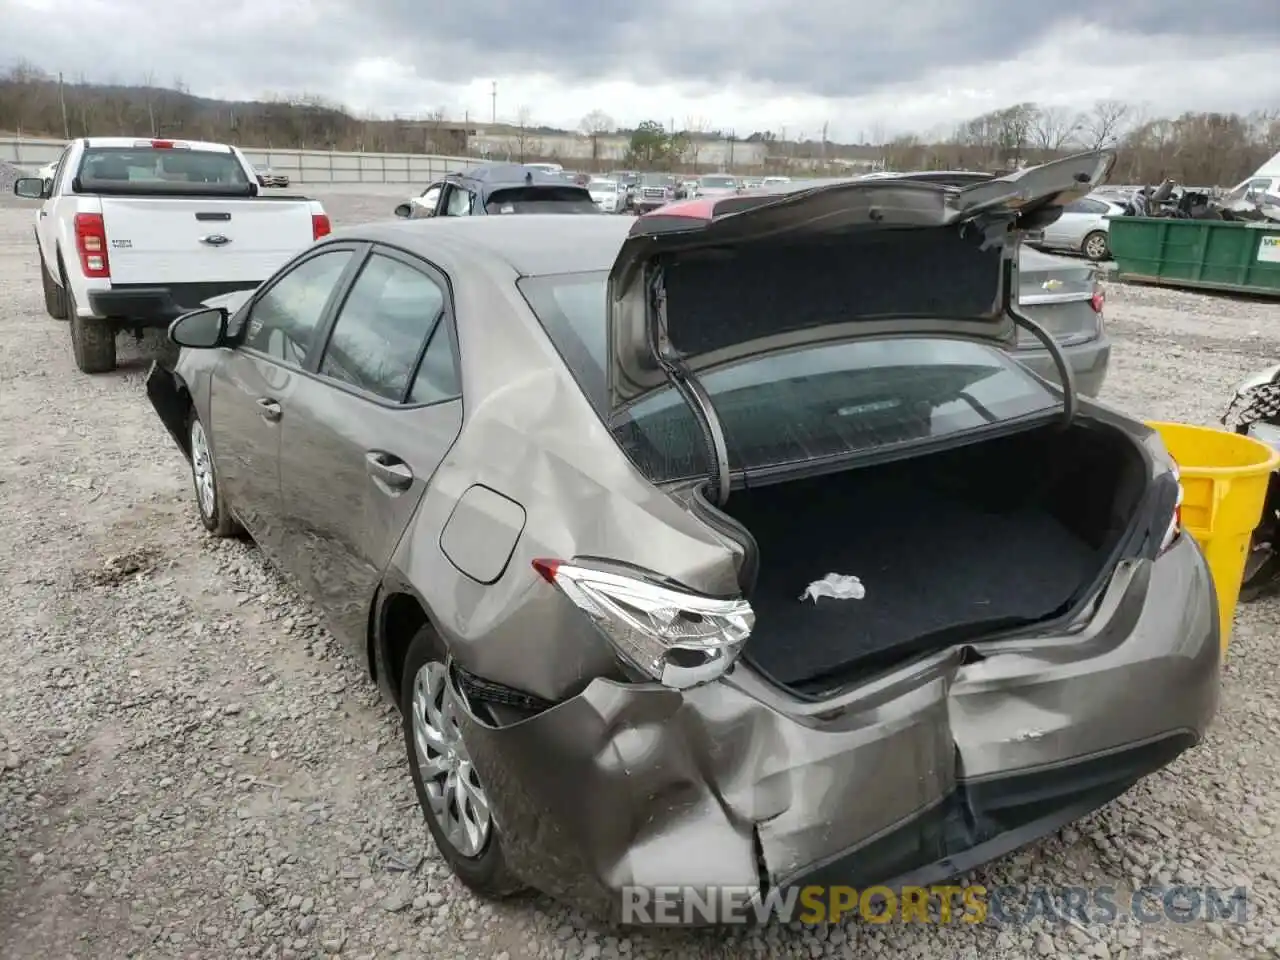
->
[243,250,353,366]
[520,272,1059,482]
[444,186,474,216]
[318,253,446,402]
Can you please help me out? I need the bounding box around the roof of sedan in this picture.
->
[334,215,636,277]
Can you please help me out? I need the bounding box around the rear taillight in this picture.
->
[1090,288,1105,314]
[532,558,754,690]
[1160,462,1183,553]
[74,213,110,278]
[312,214,331,240]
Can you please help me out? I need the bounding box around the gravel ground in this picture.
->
[2,185,1280,960]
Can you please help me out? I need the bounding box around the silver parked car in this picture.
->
[1031,193,1127,261]
[145,151,1218,924]
[1016,247,1110,396]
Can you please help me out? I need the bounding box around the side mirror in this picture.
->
[169,307,228,349]
[13,177,48,200]
[394,203,413,218]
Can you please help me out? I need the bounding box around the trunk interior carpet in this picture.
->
[733,473,1097,688]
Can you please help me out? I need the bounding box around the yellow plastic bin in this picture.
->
[1147,421,1280,656]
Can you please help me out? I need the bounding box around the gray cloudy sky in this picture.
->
[5,0,1280,139]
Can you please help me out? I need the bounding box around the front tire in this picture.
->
[187,411,240,537]
[1082,230,1110,262]
[401,629,523,899]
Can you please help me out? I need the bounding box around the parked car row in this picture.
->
[13,150,1216,929]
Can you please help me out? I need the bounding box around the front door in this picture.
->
[276,247,464,652]
[210,246,360,558]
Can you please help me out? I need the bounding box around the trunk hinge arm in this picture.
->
[647,267,733,506]
[1003,255,1078,427]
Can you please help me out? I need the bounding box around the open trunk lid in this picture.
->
[99,197,316,285]
[603,151,1115,501]
[605,151,1115,412]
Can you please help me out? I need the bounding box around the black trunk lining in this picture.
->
[726,428,1133,688]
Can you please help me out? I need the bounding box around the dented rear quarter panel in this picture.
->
[381,245,745,704]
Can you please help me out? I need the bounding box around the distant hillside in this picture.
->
[0,67,495,154]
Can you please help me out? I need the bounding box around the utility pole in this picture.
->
[821,121,828,161]
[58,72,69,139]
[490,81,497,124]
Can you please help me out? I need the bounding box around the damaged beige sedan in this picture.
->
[147,149,1219,924]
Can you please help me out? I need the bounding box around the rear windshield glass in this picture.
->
[519,272,1059,482]
[700,176,736,188]
[484,187,599,214]
[76,146,253,195]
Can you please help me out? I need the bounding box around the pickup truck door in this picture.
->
[210,245,363,559]
[35,146,72,271]
[275,248,463,652]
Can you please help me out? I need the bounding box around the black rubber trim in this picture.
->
[89,281,258,324]
[453,663,558,714]
[767,731,1196,896]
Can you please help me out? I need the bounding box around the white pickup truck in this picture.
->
[13,137,330,373]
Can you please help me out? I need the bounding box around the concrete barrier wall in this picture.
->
[0,137,481,183]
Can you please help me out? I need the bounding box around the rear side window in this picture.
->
[485,187,598,214]
[318,253,449,402]
[76,146,252,194]
[520,272,1060,482]
[244,251,353,367]
[1065,198,1107,215]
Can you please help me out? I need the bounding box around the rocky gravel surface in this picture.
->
[2,185,1280,959]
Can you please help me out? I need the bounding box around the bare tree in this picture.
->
[579,109,614,169]
[1079,99,1130,150]
[681,115,708,170]
[509,105,534,162]
[1031,106,1080,154]
[140,70,157,135]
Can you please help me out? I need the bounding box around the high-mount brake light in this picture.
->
[532,558,754,690]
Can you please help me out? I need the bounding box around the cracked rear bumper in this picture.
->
[453,534,1219,925]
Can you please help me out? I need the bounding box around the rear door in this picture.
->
[275,247,464,652]
[210,244,363,559]
[99,197,315,284]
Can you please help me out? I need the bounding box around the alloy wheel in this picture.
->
[190,420,217,520]
[410,661,492,858]
[1085,233,1109,261]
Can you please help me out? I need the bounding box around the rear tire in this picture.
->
[401,629,524,900]
[1082,230,1110,262]
[70,311,117,374]
[40,253,67,320]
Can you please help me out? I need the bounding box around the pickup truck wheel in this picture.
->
[187,412,240,537]
[41,254,67,320]
[69,312,118,374]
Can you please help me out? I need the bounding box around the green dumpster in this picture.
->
[1108,216,1280,297]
